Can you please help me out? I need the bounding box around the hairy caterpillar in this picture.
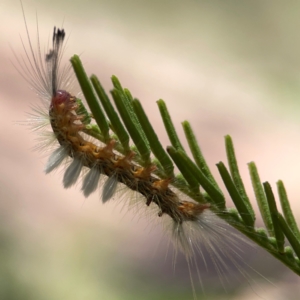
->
[16,5,272,299]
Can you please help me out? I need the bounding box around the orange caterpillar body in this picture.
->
[49,88,210,224]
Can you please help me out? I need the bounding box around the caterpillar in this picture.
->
[16,5,271,299]
[45,27,211,224]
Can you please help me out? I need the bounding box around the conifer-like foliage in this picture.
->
[71,54,300,276]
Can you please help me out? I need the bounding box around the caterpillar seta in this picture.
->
[16,5,274,299]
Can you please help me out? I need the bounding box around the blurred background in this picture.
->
[1,0,300,299]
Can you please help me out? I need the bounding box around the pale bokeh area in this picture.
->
[1,0,300,299]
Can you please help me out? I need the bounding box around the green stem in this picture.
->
[217,162,255,227]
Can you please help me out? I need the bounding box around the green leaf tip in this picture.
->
[90,74,130,152]
[111,75,123,91]
[263,182,285,253]
[110,76,151,164]
[225,135,255,221]
[182,120,222,193]
[157,99,185,152]
[132,99,174,177]
[248,162,274,237]
[277,180,300,240]
[70,55,110,142]
[167,146,200,197]
[110,88,151,165]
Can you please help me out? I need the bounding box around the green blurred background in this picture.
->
[1,0,300,299]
